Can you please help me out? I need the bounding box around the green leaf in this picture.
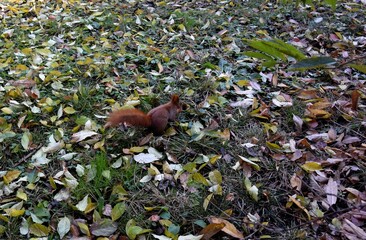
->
[111,202,126,221]
[21,131,31,150]
[325,0,336,10]
[126,219,151,240]
[90,219,118,236]
[269,39,306,60]
[262,60,277,68]
[349,64,366,74]
[127,226,144,240]
[29,223,50,237]
[243,51,273,61]
[289,57,336,71]
[247,40,287,61]
[0,225,6,235]
[0,131,16,142]
[57,217,70,239]
[244,177,259,201]
[160,211,171,219]
[168,224,180,235]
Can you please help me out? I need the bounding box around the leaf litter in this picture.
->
[0,0,365,239]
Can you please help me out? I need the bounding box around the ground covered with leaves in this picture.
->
[0,0,365,239]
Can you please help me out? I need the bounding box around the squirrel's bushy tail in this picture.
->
[104,109,151,128]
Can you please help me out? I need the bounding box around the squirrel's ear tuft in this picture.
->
[171,94,179,103]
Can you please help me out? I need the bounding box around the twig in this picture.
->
[337,55,366,68]
[14,144,43,167]
[331,119,366,139]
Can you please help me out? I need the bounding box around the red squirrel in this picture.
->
[105,94,182,135]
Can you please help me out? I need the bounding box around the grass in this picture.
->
[0,0,365,239]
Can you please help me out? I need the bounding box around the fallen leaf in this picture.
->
[199,223,225,240]
[209,216,244,239]
[71,130,98,143]
[324,178,338,207]
[134,153,159,164]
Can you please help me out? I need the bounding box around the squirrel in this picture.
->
[105,94,182,135]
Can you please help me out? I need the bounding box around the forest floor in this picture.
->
[0,0,365,239]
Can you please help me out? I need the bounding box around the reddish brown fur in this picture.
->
[105,94,182,135]
[105,108,151,128]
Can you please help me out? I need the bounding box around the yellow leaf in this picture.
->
[137,76,149,84]
[266,142,281,151]
[301,162,322,172]
[49,70,61,76]
[0,215,9,222]
[209,170,222,185]
[49,177,57,189]
[203,193,213,210]
[112,184,128,196]
[77,222,90,236]
[4,208,25,217]
[4,170,21,184]
[237,80,250,87]
[308,109,331,119]
[157,61,163,73]
[288,195,311,220]
[63,107,76,114]
[262,122,278,134]
[84,57,93,65]
[238,155,260,171]
[192,172,209,186]
[7,6,19,13]
[85,202,97,214]
[35,48,52,56]
[1,107,13,114]
[209,155,221,164]
[15,64,28,71]
[129,146,146,153]
[93,139,105,150]
[178,24,186,32]
[219,128,230,140]
[16,189,27,201]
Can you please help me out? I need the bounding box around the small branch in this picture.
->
[337,55,366,68]
[14,144,43,167]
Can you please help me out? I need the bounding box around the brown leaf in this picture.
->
[327,128,337,141]
[199,223,225,240]
[342,136,361,144]
[290,173,302,191]
[291,150,303,161]
[351,90,360,111]
[293,114,303,132]
[209,216,244,239]
[70,223,80,237]
[138,133,153,146]
[8,79,36,88]
[342,219,366,240]
[298,90,319,100]
[186,50,196,60]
